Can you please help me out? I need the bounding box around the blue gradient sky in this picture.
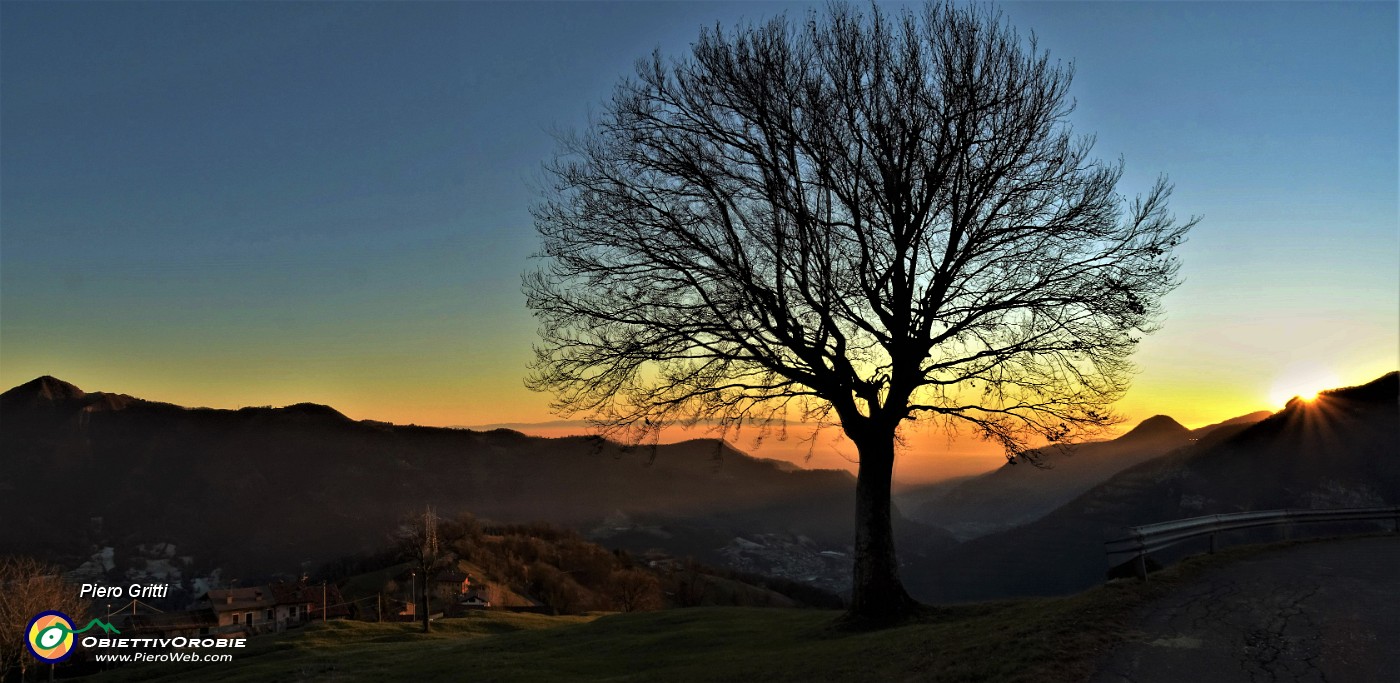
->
[2,2,1396,474]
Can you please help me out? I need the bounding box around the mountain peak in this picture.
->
[232,402,352,422]
[1,375,86,407]
[280,402,350,421]
[1118,414,1188,442]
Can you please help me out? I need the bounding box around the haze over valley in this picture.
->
[4,372,1394,606]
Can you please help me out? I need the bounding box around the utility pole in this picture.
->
[377,593,382,623]
[322,582,327,622]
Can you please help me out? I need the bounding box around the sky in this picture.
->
[2,2,1396,481]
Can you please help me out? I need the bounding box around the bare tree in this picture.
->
[396,506,441,633]
[526,1,1195,620]
[607,568,664,613]
[0,557,92,682]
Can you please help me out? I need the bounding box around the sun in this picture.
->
[1268,369,1341,407]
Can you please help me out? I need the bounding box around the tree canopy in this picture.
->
[526,1,1195,619]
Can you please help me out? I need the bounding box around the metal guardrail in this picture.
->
[1105,506,1400,580]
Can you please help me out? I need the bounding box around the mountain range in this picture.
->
[0,376,940,586]
[2,373,1394,603]
[907,415,1192,540]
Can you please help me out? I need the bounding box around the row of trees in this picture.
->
[396,511,663,623]
[394,512,843,619]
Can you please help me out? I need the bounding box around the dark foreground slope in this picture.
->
[1090,535,1400,683]
[908,372,1400,602]
[68,580,1157,683]
[0,377,947,579]
[77,540,1372,683]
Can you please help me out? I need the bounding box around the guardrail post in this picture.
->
[1134,526,1149,581]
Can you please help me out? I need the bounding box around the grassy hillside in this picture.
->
[324,519,840,617]
[78,606,1105,683]
[73,544,1296,683]
[75,536,1386,683]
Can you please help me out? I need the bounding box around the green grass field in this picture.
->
[73,590,1145,682]
[74,546,1287,683]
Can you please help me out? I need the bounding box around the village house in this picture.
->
[461,587,491,609]
[192,581,349,636]
[195,587,275,636]
[432,570,471,601]
[274,580,352,623]
[127,609,219,639]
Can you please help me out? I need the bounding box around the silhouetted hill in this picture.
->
[0,378,948,586]
[1119,415,1190,442]
[0,375,85,408]
[907,415,1194,539]
[1189,410,1272,439]
[909,373,1400,602]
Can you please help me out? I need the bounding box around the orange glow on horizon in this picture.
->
[4,360,1395,484]
[1268,367,1342,409]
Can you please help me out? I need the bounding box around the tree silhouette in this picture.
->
[396,506,441,633]
[0,556,91,681]
[526,1,1195,620]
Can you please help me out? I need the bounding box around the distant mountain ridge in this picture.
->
[909,414,1208,540]
[0,377,945,586]
[1189,410,1274,438]
[1119,414,1191,442]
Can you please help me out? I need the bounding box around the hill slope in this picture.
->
[908,373,1400,602]
[1,378,945,582]
[75,541,1329,683]
[908,415,1198,539]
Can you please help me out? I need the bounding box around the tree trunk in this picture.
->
[420,571,431,633]
[847,431,918,621]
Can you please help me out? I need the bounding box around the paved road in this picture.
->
[1091,535,1400,683]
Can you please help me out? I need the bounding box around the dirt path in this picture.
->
[1091,535,1400,683]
